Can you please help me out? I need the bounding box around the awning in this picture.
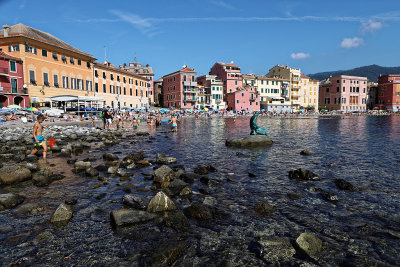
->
[50,95,104,102]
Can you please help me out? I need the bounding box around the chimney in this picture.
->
[3,25,10,37]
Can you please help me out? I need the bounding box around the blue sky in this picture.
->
[1,0,400,78]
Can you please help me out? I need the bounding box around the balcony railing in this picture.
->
[184,98,196,102]
[0,85,28,94]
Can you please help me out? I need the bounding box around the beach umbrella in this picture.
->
[27,107,40,112]
[8,104,22,109]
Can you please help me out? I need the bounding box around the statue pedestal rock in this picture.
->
[226,112,273,148]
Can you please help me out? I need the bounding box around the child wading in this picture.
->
[169,115,178,132]
[31,114,48,163]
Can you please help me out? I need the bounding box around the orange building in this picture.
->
[0,23,96,106]
[94,62,151,109]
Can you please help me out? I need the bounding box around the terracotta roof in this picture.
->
[94,62,149,80]
[301,74,310,78]
[0,50,22,61]
[162,66,196,78]
[217,62,240,68]
[0,23,94,58]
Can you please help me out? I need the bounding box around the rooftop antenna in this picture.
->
[134,53,137,62]
[104,46,108,64]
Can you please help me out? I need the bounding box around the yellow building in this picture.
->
[94,62,151,109]
[267,65,301,110]
[0,23,96,105]
[299,74,319,110]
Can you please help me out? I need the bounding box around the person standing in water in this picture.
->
[31,114,48,163]
[169,115,178,132]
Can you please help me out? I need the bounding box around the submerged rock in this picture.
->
[0,165,32,185]
[163,211,190,232]
[85,167,99,177]
[300,149,312,155]
[254,202,274,216]
[110,209,156,227]
[184,203,213,220]
[313,187,339,203]
[50,203,73,225]
[32,167,53,187]
[0,193,25,211]
[334,179,356,191]
[296,232,323,257]
[258,237,296,262]
[147,191,177,213]
[225,135,273,148]
[74,161,91,172]
[103,153,118,161]
[194,164,217,175]
[288,168,320,181]
[122,194,148,210]
[156,153,177,164]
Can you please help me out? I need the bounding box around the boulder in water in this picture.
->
[184,203,213,220]
[153,165,175,184]
[334,179,355,191]
[225,135,273,148]
[156,153,177,164]
[0,165,32,185]
[288,168,320,181]
[258,237,296,262]
[50,203,73,226]
[147,191,177,213]
[110,209,156,227]
[296,232,323,258]
[0,193,25,211]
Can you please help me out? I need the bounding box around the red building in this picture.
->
[209,62,243,100]
[0,48,28,108]
[226,86,260,111]
[162,66,197,109]
[376,74,400,112]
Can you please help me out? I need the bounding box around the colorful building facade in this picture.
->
[0,24,96,106]
[266,65,300,109]
[319,75,368,111]
[299,74,319,110]
[209,62,243,99]
[119,61,154,105]
[376,74,400,112]
[0,49,28,107]
[162,66,197,109]
[197,74,226,110]
[226,86,260,111]
[94,62,151,109]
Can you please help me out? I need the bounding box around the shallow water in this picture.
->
[0,116,399,266]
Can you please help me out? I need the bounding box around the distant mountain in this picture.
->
[308,65,400,82]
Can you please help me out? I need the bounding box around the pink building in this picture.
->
[226,86,260,111]
[375,74,400,112]
[319,75,367,111]
[162,66,197,109]
[0,49,28,108]
[209,62,243,99]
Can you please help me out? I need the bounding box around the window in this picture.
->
[336,87,339,92]
[123,87,126,95]
[325,98,330,104]
[363,88,365,93]
[86,80,92,91]
[183,75,186,81]
[130,88,132,96]
[25,44,37,54]
[62,55,66,62]
[29,70,36,84]
[95,70,98,77]
[62,76,69,88]
[52,52,58,60]
[95,82,99,92]
[11,78,17,93]
[110,74,114,81]
[8,44,20,52]
[110,85,114,94]
[70,57,74,64]
[54,74,59,87]
[326,88,329,93]
[103,84,106,93]
[235,80,238,85]
[343,86,345,92]
[71,78,77,89]
[103,72,106,79]
[77,59,81,66]
[135,80,138,86]
[86,62,90,68]
[43,73,49,86]
[117,75,120,82]
[123,77,126,83]
[192,76,195,82]
[42,49,47,57]
[136,89,138,96]
[236,100,239,104]
[9,61,16,72]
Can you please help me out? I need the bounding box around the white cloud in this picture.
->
[340,37,364,48]
[291,52,310,60]
[210,0,236,10]
[360,19,383,33]
[109,10,157,37]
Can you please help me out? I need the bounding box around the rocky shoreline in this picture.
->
[0,121,399,266]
